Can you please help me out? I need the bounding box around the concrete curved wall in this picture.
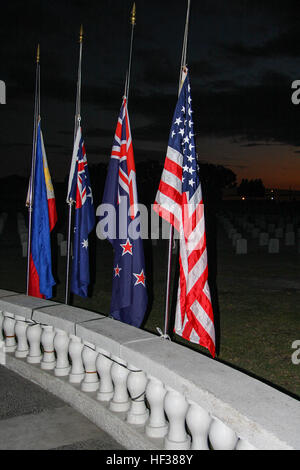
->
[1,288,299,450]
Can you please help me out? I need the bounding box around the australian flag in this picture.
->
[67,125,95,297]
[100,97,147,327]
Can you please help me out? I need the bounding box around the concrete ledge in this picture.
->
[4,353,162,451]
[0,295,59,320]
[0,289,18,298]
[2,292,300,450]
[120,337,299,450]
[76,317,156,357]
[32,304,104,335]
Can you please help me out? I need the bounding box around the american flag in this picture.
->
[100,96,147,327]
[154,70,215,357]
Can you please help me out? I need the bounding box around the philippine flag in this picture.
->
[28,120,57,299]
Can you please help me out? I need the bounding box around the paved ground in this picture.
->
[0,365,124,450]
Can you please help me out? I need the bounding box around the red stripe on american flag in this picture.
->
[158,181,182,206]
[179,260,215,356]
[153,202,181,233]
[187,233,206,272]
[164,157,182,180]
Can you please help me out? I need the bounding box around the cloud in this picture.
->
[190,70,300,147]
[225,25,300,59]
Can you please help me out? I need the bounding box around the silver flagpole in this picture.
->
[65,25,83,304]
[163,0,191,337]
[26,44,40,295]
[125,3,136,100]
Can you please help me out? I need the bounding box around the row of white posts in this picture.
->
[0,308,255,450]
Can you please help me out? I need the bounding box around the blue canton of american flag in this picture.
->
[67,125,95,297]
[154,69,216,357]
[100,96,147,328]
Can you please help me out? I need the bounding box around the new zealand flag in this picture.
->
[100,97,147,327]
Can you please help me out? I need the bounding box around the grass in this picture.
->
[0,205,300,399]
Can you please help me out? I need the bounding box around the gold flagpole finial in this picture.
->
[36,44,40,64]
[79,24,83,43]
[131,3,136,26]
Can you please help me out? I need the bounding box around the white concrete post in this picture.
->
[145,376,168,438]
[15,315,29,358]
[3,313,16,352]
[109,356,130,413]
[68,335,85,383]
[164,388,191,450]
[81,341,99,392]
[26,322,42,364]
[53,328,70,376]
[95,347,114,402]
[126,366,149,425]
[186,400,212,450]
[41,325,56,370]
[209,417,238,450]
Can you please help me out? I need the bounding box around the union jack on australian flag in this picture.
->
[67,125,95,297]
[100,96,147,328]
[154,69,216,357]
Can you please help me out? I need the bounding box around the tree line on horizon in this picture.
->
[0,162,268,210]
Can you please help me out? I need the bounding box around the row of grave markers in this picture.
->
[2,211,300,258]
[218,213,300,255]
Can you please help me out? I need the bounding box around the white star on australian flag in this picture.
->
[81,239,88,249]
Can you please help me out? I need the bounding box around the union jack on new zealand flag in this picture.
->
[100,96,147,327]
[67,125,95,297]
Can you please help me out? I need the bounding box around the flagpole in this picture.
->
[125,3,136,100]
[65,25,83,304]
[26,44,40,295]
[163,0,191,338]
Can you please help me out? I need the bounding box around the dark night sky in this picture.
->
[1,0,300,189]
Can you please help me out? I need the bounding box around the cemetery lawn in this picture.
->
[0,210,300,400]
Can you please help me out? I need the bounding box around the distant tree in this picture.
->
[237,178,265,198]
[198,162,237,203]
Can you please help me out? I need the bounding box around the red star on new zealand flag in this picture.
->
[133,269,146,287]
[120,238,133,256]
[114,264,122,277]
